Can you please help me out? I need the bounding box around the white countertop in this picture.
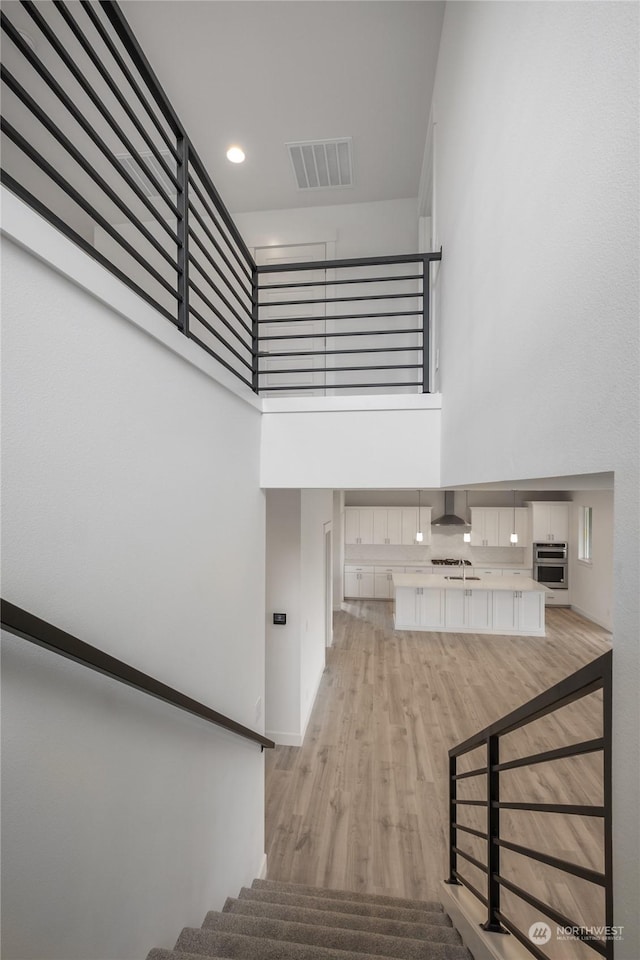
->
[346,561,531,570]
[392,573,547,593]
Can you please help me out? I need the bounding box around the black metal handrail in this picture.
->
[1,599,275,751]
[447,650,613,960]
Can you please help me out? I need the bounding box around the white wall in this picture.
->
[264,490,302,742]
[431,2,639,951]
[300,489,333,731]
[333,491,345,610]
[569,490,614,631]
[234,197,419,259]
[1,232,267,960]
[264,489,332,745]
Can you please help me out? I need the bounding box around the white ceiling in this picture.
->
[121,1,445,214]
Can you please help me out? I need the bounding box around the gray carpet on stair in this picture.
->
[222,896,452,939]
[174,927,472,960]
[237,886,449,924]
[251,879,444,913]
[200,911,462,956]
[147,952,230,960]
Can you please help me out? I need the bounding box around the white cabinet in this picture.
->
[373,510,402,545]
[470,507,529,547]
[528,502,569,543]
[492,590,544,633]
[374,566,397,599]
[344,565,375,597]
[346,506,431,545]
[404,566,431,575]
[395,586,444,629]
[470,508,499,547]
[445,589,492,630]
[345,508,375,545]
[473,567,504,577]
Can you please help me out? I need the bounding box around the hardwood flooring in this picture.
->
[265,601,612,957]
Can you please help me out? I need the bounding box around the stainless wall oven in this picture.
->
[533,542,568,589]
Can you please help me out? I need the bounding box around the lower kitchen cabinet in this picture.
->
[374,568,396,599]
[492,590,544,633]
[394,577,546,636]
[344,566,374,598]
[395,587,444,629]
[444,589,492,630]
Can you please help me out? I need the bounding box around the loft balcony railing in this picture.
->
[0,0,441,397]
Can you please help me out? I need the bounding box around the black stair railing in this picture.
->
[447,650,613,960]
[1,0,441,397]
[1,599,274,750]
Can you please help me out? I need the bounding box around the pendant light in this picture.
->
[510,490,519,544]
[463,490,472,543]
[416,489,424,542]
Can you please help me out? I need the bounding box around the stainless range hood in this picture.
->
[432,491,469,527]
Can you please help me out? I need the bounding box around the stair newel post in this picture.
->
[251,264,259,393]
[482,733,505,932]
[421,254,430,393]
[446,752,459,884]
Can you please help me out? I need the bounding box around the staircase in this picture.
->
[146,879,472,960]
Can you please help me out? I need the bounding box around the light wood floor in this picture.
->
[265,601,612,957]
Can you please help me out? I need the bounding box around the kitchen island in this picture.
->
[393,573,548,637]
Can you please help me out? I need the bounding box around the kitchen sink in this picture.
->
[445,575,481,580]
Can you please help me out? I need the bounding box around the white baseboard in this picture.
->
[570,605,612,632]
[255,853,268,880]
[265,729,303,746]
[300,662,325,742]
[266,661,325,748]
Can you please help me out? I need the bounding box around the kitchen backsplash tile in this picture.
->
[345,531,526,566]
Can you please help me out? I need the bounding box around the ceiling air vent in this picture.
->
[286,138,353,190]
[116,149,175,199]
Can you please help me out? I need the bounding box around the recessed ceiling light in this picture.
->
[226,146,245,164]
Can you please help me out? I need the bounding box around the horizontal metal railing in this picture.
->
[256,252,441,395]
[447,650,613,959]
[1,1,440,397]
[1,599,275,750]
[0,0,254,388]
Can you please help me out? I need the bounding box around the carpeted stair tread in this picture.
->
[252,879,443,913]
[221,897,453,939]
[200,910,462,956]
[146,952,233,960]
[175,927,471,960]
[237,887,449,924]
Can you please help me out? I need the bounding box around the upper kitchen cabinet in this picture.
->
[373,508,402,544]
[346,506,430,545]
[527,502,570,543]
[470,507,529,547]
[345,507,375,544]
